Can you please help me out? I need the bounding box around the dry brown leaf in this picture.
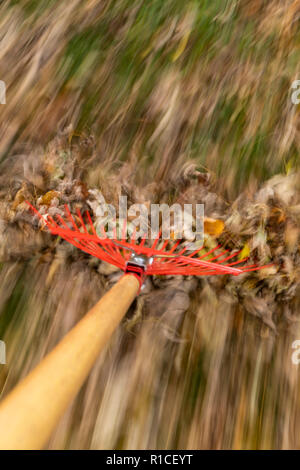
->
[39,191,60,206]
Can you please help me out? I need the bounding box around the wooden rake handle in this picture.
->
[0,274,140,450]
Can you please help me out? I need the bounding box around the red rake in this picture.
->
[27,202,267,287]
[0,202,272,450]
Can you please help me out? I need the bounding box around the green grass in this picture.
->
[1,0,299,193]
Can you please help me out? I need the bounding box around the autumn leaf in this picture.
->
[204,217,224,237]
[239,242,250,260]
[39,191,60,206]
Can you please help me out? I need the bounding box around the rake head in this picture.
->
[27,203,270,284]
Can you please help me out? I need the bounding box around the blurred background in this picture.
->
[0,0,300,449]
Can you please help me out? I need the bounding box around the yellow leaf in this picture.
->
[239,242,250,260]
[285,159,293,175]
[204,217,224,237]
[172,31,190,62]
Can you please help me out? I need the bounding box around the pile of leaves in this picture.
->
[0,133,299,333]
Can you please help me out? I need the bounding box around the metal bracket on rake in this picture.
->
[26,202,271,280]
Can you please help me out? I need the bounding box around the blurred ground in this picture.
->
[0,0,300,449]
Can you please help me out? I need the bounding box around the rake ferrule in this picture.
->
[124,253,152,290]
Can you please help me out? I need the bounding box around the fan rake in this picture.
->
[28,202,263,281]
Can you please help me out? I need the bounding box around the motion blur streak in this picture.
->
[0,0,300,450]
